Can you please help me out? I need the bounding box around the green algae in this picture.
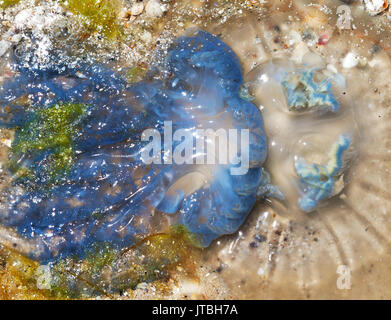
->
[110,225,199,291]
[49,226,199,297]
[0,0,20,9]
[0,248,53,300]
[84,243,118,275]
[9,102,88,187]
[0,223,199,299]
[169,224,203,248]
[66,0,123,38]
[126,66,147,83]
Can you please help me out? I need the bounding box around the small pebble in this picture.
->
[131,2,144,16]
[342,52,359,69]
[249,241,258,248]
[363,0,389,16]
[136,282,148,290]
[11,34,22,44]
[254,234,266,243]
[1,138,12,148]
[0,40,10,57]
[145,0,164,18]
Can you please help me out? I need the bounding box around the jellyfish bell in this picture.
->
[0,30,275,262]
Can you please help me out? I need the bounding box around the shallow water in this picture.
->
[1,0,391,299]
[202,3,391,299]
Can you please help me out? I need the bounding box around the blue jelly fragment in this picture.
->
[282,69,339,113]
[295,134,351,212]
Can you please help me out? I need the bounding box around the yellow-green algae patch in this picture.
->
[66,0,123,38]
[110,225,200,292]
[0,247,53,300]
[0,0,20,9]
[9,102,87,187]
[126,66,147,84]
[0,226,199,299]
[50,225,199,297]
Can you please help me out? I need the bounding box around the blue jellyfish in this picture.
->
[0,30,274,262]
